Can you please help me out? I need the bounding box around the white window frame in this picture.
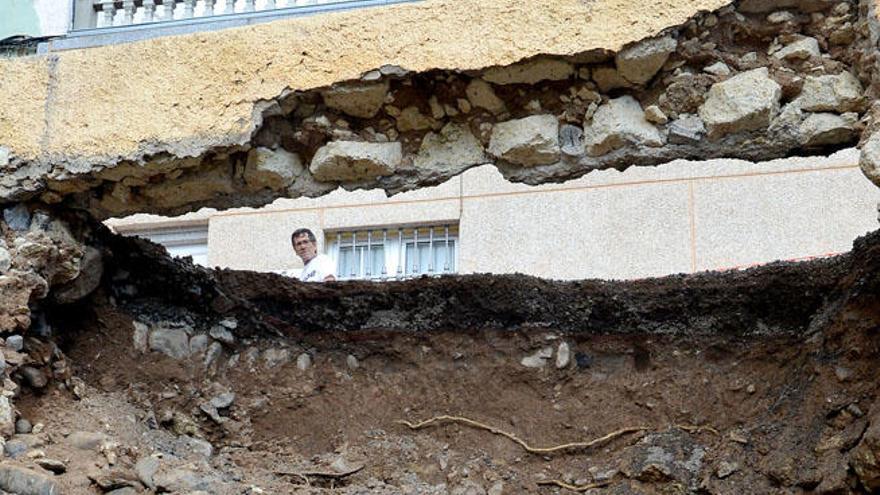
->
[327,224,459,281]
[122,224,210,267]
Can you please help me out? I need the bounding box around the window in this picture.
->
[121,224,210,267]
[328,224,458,281]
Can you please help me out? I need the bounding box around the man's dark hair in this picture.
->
[291,228,317,244]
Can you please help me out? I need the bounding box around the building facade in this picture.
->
[108,148,880,281]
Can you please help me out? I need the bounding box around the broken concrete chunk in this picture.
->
[584,96,665,156]
[773,36,821,60]
[483,58,574,85]
[414,123,485,172]
[860,131,880,188]
[321,81,389,119]
[309,141,402,182]
[698,67,782,139]
[799,112,857,147]
[465,79,506,115]
[244,147,303,190]
[487,114,560,166]
[616,35,678,85]
[795,72,865,113]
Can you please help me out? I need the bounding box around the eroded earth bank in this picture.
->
[0,208,877,494]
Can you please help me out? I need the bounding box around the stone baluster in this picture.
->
[203,0,216,16]
[162,0,176,20]
[225,0,235,14]
[244,0,256,12]
[122,0,136,24]
[101,1,117,27]
[143,0,156,21]
[183,0,196,18]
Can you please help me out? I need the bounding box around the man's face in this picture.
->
[293,234,318,263]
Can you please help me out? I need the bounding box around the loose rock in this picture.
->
[799,112,857,147]
[795,72,865,113]
[34,458,66,474]
[321,81,389,118]
[703,61,731,76]
[616,35,678,85]
[556,342,571,369]
[773,36,821,60]
[310,141,402,182]
[483,58,574,85]
[0,464,62,495]
[860,131,880,187]
[244,147,303,190]
[584,96,664,156]
[209,325,235,345]
[19,366,47,389]
[149,327,191,360]
[465,79,506,115]
[414,123,485,173]
[699,67,781,139]
[521,347,553,368]
[488,115,560,166]
[296,352,312,371]
[668,115,706,144]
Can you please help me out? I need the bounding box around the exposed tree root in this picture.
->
[397,415,649,454]
[536,479,611,492]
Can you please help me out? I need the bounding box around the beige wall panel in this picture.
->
[207,209,322,271]
[0,56,48,159]
[458,183,693,280]
[0,0,728,162]
[321,199,460,231]
[692,168,880,271]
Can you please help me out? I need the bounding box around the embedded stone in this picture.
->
[773,36,821,60]
[616,35,677,85]
[767,11,795,23]
[414,123,485,173]
[244,147,303,190]
[795,72,866,113]
[799,112,857,147]
[53,246,103,304]
[644,105,668,125]
[395,106,437,132]
[132,321,149,352]
[559,125,585,156]
[3,205,31,232]
[592,66,631,92]
[465,79,506,115]
[584,96,664,156]
[320,81,389,119]
[699,68,782,139]
[483,58,574,85]
[0,464,61,495]
[487,115,560,166]
[860,131,880,188]
[0,246,10,274]
[703,61,731,76]
[852,407,880,490]
[309,141,402,182]
[149,327,191,359]
[0,396,14,437]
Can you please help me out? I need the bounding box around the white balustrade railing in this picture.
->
[75,0,341,30]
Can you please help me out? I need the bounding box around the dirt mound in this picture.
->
[2,228,879,494]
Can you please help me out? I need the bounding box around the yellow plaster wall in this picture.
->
[0,0,729,163]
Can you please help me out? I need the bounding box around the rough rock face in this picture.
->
[698,68,782,139]
[482,58,574,85]
[244,147,303,190]
[414,123,486,173]
[309,141,402,182]
[794,73,865,113]
[320,81,389,119]
[861,132,880,187]
[615,36,678,85]
[487,115,560,166]
[584,96,664,156]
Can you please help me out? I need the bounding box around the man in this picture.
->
[291,228,336,282]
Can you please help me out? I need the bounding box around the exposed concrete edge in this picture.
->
[0,0,730,168]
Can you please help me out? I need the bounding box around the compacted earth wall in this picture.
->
[1,0,880,493]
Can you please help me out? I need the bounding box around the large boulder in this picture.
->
[244,147,303,190]
[309,141,402,182]
[860,131,880,188]
[795,72,866,113]
[584,96,664,156]
[483,58,574,85]
[321,81,389,119]
[616,35,677,85]
[487,115,560,166]
[414,123,486,173]
[699,67,782,139]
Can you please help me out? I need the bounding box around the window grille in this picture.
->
[328,224,458,281]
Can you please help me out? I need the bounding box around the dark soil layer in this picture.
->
[12,228,880,493]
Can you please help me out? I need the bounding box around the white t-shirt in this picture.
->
[299,254,336,282]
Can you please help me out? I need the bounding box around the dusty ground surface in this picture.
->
[2,228,879,494]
